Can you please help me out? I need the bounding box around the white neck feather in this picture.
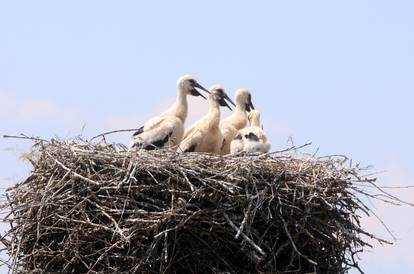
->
[205,98,221,128]
[250,116,261,127]
[164,88,188,123]
[224,105,247,129]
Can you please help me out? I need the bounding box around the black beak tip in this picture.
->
[224,101,233,111]
[202,86,211,94]
[195,83,210,94]
[225,96,236,107]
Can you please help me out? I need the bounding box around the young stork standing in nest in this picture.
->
[230,110,271,154]
[130,75,209,150]
[219,88,255,155]
[178,85,235,154]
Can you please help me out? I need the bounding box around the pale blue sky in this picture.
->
[1,1,413,273]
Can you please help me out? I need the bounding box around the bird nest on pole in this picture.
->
[1,137,395,274]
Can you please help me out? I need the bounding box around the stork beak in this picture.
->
[225,102,233,111]
[250,102,255,110]
[248,100,255,111]
[220,95,233,111]
[224,94,236,108]
[195,90,207,100]
[191,82,209,100]
[222,100,233,111]
[195,82,210,93]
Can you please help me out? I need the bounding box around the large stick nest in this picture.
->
[1,137,393,273]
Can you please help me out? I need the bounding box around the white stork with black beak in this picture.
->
[230,110,271,154]
[130,75,209,150]
[219,88,255,155]
[178,85,235,154]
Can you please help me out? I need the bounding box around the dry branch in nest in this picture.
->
[0,137,397,273]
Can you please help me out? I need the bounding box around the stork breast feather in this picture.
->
[183,124,200,139]
[181,128,203,150]
[221,124,236,138]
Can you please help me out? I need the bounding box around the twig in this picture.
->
[224,213,266,257]
[90,128,141,142]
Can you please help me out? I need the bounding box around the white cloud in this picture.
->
[107,97,175,130]
[0,92,84,132]
[0,92,58,121]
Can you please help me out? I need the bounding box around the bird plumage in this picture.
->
[230,110,271,154]
[219,88,254,155]
[179,85,233,154]
[130,75,209,150]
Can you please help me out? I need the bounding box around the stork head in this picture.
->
[177,75,209,99]
[209,85,236,111]
[235,88,255,112]
[248,110,261,127]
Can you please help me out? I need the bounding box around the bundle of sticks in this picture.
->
[1,137,395,273]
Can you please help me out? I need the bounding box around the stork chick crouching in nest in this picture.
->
[231,110,271,154]
[130,75,209,150]
[178,85,235,153]
[219,88,255,155]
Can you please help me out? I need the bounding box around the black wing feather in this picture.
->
[144,131,173,150]
[221,139,227,151]
[132,126,145,137]
[184,143,197,153]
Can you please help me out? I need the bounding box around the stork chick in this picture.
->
[230,110,271,154]
[178,85,235,154]
[219,88,255,155]
[130,75,209,150]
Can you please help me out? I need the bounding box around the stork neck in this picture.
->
[251,117,261,127]
[169,88,188,122]
[227,106,247,129]
[235,103,246,112]
[206,99,221,127]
